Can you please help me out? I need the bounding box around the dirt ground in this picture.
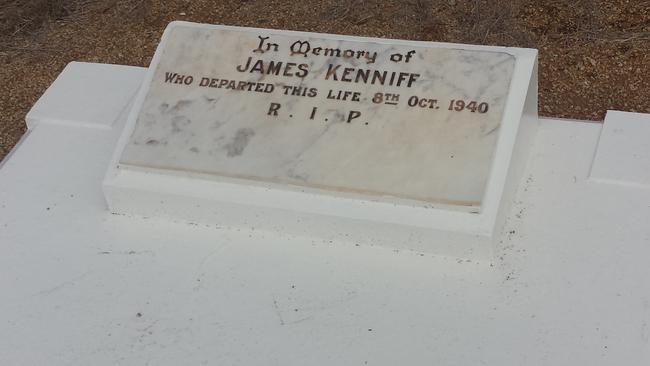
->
[1,0,649,159]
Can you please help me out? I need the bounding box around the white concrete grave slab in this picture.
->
[3,61,650,365]
[103,21,538,258]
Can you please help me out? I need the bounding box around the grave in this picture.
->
[3,20,650,365]
[103,22,538,258]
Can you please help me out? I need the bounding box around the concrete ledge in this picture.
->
[26,62,145,130]
[590,110,650,188]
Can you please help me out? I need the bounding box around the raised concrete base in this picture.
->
[103,26,540,260]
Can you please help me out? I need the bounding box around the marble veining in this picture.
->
[120,23,515,207]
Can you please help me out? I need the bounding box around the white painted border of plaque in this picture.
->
[103,21,538,259]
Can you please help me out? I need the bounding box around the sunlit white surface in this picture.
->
[1,63,649,366]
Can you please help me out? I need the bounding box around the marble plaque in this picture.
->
[120,23,515,207]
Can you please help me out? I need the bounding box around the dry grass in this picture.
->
[1,0,649,159]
